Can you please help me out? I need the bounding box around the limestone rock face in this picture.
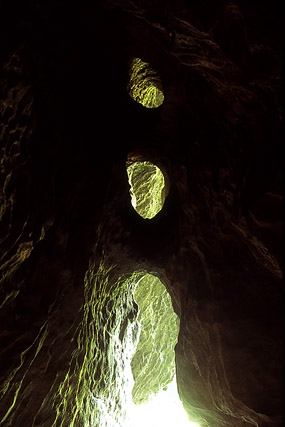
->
[131,274,179,404]
[126,161,166,219]
[127,58,165,108]
[0,1,282,426]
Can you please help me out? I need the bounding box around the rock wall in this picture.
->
[0,1,282,426]
[131,273,179,405]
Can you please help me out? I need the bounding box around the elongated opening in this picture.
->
[127,57,165,108]
[126,160,167,219]
[126,273,200,427]
[131,274,179,404]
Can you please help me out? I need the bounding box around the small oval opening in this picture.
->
[127,57,164,109]
[126,160,167,219]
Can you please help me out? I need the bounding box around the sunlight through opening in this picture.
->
[126,377,200,427]
[126,161,166,219]
[127,57,164,108]
[126,273,201,427]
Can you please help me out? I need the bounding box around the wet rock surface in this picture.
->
[0,1,282,426]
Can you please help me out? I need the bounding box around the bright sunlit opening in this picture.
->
[128,57,164,108]
[126,161,166,219]
[126,377,201,427]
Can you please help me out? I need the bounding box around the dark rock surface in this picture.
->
[0,1,282,426]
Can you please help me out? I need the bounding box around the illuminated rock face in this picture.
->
[127,58,164,108]
[126,161,166,219]
[131,274,179,404]
[0,1,282,427]
[46,265,140,427]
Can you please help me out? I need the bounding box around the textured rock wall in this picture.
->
[0,1,282,426]
[127,57,165,108]
[126,161,166,219]
[131,274,179,405]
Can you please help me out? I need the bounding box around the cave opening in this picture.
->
[126,273,200,427]
[127,57,165,108]
[126,159,168,219]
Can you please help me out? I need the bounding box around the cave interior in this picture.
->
[0,0,282,426]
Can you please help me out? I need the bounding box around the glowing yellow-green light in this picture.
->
[131,274,179,404]
[128,57,164,108]
[127,274,201,427]
[126,161,166,219]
